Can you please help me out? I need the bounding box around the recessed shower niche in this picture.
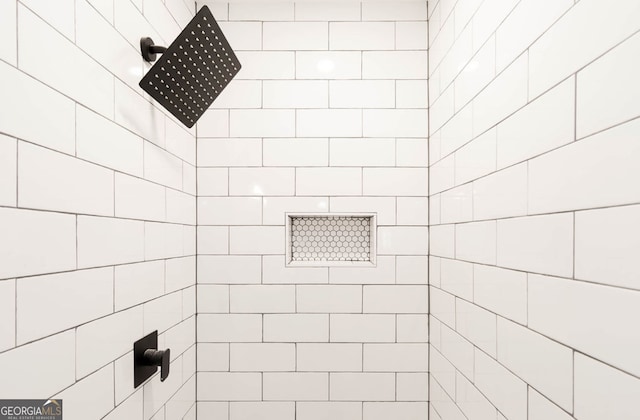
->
[285,214,377,267]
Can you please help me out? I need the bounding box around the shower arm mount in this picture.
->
[140,37,167,62]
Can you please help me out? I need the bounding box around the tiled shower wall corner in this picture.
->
[0,0,197,419]
[195,1,430,418]
[428,0,640,419]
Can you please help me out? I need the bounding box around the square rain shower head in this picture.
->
[139,5,241,128]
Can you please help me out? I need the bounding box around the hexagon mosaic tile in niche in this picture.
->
[290,216,372,262]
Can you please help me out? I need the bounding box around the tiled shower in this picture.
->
[0,0,638,419]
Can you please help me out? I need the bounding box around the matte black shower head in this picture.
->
[139,5,241,128]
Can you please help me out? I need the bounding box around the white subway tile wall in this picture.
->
[5,0,637,419]
[430,1,640,420]
[196,1,428,418]
[0,0,196,418]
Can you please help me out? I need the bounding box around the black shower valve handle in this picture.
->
[143,348,171,382]
[134,330,171,388]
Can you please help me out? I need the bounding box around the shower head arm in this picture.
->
[140,37,167,62]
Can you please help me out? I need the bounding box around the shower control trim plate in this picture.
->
[133,330,171,388]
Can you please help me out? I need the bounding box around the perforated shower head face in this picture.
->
[139,6,241,128]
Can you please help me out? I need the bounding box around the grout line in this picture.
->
[432,244,640,293]
[194,102,199,409]
[430,108,640,198]
[432,25,640,161]
[432,287,640,387]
